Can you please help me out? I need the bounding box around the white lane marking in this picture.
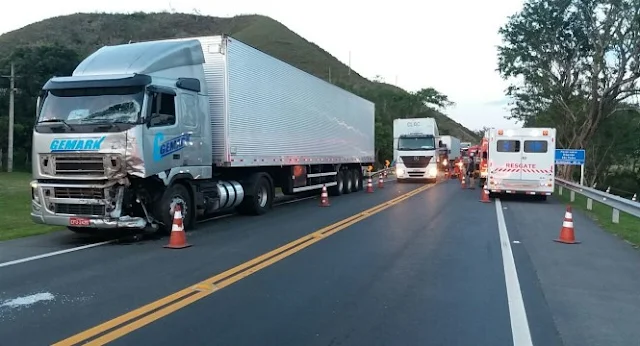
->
[495,199,534,346]
[0,183,396,269]
[0,195,309,269]
[0,241,114,269]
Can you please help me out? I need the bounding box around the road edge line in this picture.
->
[495,198,534,346]
[0,241,114,269]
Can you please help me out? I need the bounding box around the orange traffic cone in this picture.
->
[164,205,192,249]
[479,186,491,203]
[554,205,580,244]
[319,185,330,207]
[378,175,384,188]
[366,177,374,193]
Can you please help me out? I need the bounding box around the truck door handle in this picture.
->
[173,154,180,160]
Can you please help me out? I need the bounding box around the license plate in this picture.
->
[69,217,91,227]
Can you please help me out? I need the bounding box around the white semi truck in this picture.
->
[393,118,442,183]
[30,35,375,234]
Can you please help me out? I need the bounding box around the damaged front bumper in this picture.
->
[30,180,148,230]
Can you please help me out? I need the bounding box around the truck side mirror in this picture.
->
[438,140,443,148]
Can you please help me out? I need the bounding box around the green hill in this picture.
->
[0,12,479,167]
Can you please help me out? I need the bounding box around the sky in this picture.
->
[0,0,524,131]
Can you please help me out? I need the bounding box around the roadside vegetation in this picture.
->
[555,186,640,247]
[0,172,60,240]
[497,0,640,197]
[0,12,478,173]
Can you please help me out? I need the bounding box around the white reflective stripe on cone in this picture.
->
[564,212,571,219]
[562,221,574,228]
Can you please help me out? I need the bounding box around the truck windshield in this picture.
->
[37,86,144,125]
[398,136,435,150]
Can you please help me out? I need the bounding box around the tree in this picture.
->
[0,44,80,169]
[497,0,640,156]
[414,87,455,109]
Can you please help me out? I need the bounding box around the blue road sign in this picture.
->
[555,149,586,165]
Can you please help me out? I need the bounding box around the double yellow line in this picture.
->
[53,183,433,346]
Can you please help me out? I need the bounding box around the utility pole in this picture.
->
[8,62,15,172]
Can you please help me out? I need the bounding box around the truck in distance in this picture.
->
[30,35,375,234]
[438,135,461,177]
[392,118,442,183]
[485,127,556,200]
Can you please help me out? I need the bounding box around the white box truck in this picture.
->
[393,118,442,183]
[439,135,461,161]
[438,135,461,178]
[486,127,556,200]
[30,35,375,234]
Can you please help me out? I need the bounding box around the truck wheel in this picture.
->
[351,168,362,192]
[237,175,274,216]
[343,170,353,194]
[155,183,193,234]
[328,170,344,196]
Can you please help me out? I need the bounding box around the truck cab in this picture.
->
[393,118,441,183]
[486,128,556,199]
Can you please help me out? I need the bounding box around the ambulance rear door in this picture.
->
[489,129,523,186]
[519,128,556,193]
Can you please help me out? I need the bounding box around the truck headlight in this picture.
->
[428,167,437,176]
[442,159,448,166]
[396,167,405,176]
[30,181,40,204]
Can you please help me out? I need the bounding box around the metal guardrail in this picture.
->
[367,167,394,178]
[555,178,640,223]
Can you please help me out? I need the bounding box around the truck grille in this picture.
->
[54,187,104,199]
[53,203,105,216]
[401,156,432,168]
[54,155,105,176]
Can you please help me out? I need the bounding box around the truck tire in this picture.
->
[343,170,353,194]
[351,168,362,192]
[155,183,193,234]
[237,175,274,216]
[328,170,344,196]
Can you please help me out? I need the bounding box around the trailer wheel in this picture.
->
[155,183,193,234]
[343,170,353,194]
[351,168,362,192]
[237,175,274,216]
[328,170,344,196]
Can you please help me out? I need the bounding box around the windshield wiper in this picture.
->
[92,122,124,132]
[38,118,74,131]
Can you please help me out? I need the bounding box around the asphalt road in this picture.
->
[1,179,639,346]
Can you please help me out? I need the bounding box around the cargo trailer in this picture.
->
[30,35,375,233]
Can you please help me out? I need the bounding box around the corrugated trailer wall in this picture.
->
[209,36,375,167]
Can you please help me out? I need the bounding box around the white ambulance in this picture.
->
[486,128,556,199]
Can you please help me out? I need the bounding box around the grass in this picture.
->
[0,172,60,241]
[555,186,640,247]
